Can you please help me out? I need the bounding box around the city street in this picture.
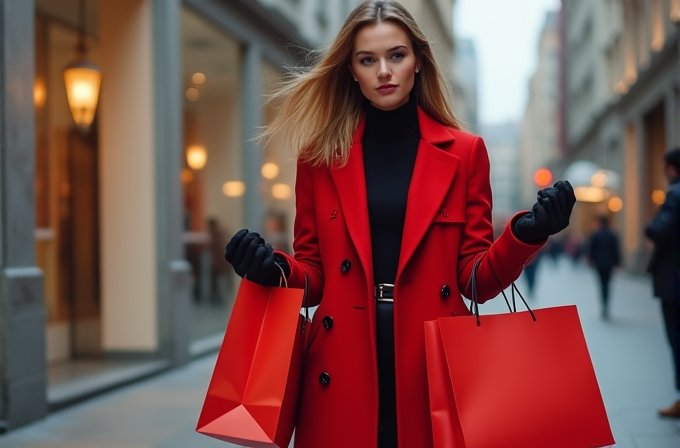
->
[1,256,679,448]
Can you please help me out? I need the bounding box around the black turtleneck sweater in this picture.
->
[363,96,420,286]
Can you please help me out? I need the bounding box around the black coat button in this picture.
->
[322,316,334,329]
[319,371,331,385]
[440,285,451,299]
[340,259,351,273]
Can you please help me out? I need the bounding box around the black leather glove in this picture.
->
[512,180,577,245]
[224,229,289,286]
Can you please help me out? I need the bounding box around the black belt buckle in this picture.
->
[375,283,394,302]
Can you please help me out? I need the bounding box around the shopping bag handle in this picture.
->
[275,262,310,327]
[469,255,536,326]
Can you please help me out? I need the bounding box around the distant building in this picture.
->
[559,0,680,271]
[454,37,480,133]
[519,11,561,208]
[483,123,521,233]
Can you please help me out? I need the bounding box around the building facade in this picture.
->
[482,122,521,234]
[0,0,369,432]
[453,37,479,133]
[519,11,561,209]
[558,0,680,270]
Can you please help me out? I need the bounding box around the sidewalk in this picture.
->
[0,256,679,447]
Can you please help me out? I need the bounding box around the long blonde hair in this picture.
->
[260,0,461,168]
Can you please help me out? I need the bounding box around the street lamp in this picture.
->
[63,0,102,132]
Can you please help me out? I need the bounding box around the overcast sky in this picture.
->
[455,0,561,126]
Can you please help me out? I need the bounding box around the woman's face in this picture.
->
[350,22,420,111]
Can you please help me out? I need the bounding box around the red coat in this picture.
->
[277,108,543,448]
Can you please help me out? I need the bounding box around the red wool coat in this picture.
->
[277,108,543,448]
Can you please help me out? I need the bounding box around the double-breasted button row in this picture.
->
[340,259,351,273]
[319,371,331,385]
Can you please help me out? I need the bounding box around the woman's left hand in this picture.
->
[512,180,577,245]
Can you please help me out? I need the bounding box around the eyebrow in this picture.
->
[355,45,408,57]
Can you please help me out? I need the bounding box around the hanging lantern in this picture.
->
[186,145,208,170]
[63,0,102,132]
[64,59,102,130]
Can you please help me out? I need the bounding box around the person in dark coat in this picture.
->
[587,215,620,320]
[646,147,680,419]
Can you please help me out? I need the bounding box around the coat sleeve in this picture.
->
[274,161,324,307]
[645,187,679,245]
[456,137,545,303]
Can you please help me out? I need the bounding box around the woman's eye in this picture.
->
[390,53,405,60]
[361,57,375,65]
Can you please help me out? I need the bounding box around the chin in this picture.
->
[370,96,408,111]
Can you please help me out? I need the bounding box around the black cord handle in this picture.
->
[275,262,310,331]
[469,254,537,326]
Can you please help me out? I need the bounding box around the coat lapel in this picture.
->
[329,118,374,286]
[397,108,459,280]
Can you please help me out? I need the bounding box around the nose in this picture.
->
[377,59,391,79]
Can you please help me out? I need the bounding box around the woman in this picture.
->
[225,2,576,447]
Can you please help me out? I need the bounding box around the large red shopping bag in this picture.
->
[196,275,309,448]
[424,260,615,448]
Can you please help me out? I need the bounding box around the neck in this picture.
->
[363,95,419,144]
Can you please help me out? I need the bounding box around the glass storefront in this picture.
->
[35,5,102,363]
[181,8,296,341]
[181,7,244,340]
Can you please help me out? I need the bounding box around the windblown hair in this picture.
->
[259,0,461,168]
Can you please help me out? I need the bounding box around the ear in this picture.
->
[348,64,356,79]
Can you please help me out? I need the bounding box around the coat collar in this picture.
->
[332,106,460,287]
[351,106,455,146]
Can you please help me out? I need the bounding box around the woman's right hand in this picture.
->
[224,229,283,286]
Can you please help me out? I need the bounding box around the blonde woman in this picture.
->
[225,1,576,447]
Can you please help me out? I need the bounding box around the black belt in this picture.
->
[374,283,394,302]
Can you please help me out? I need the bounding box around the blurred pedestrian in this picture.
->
[222,2,576,447]
[522,255,540,298]
[587,215,620,320]
[645,147,680,418]
[546,237,563,266]
[565,232,585,267]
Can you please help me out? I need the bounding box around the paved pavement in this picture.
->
[1,256,679,447]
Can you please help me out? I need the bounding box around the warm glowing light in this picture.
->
[186,145,207,170]
[652,190,666,205]
[223,181,245,197]
[261,163,280,180]
[192,73,205,85]
[608,197,623,212]
[272,183,292,200]
[181,168,194,183]
[34,79,46,108]
[590,172,608,188]
[63,62,102,129]
[186,87,200,101]
[533,168,552,187]
[574,186,608,203]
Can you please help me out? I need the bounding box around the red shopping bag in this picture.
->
[196,274,309,448]
[424,259,615,448]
